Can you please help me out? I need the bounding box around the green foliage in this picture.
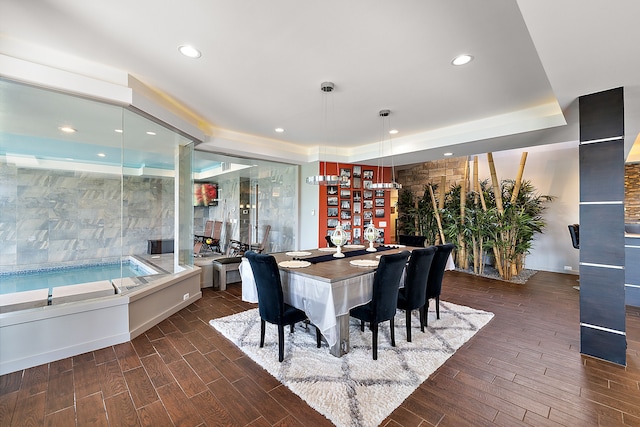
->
[493,179,555,267]
[395,175,554,280]
[397,184,441,245]
[417,184,440,245]
[397,189,417,236]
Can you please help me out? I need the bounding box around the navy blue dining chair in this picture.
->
[397,246,436,342]
[420,243,455,327]
[245,251,321,362]
[325,235,336,247]
[568,224,579,249]
[398,235,427,247]
[350,250,411,360]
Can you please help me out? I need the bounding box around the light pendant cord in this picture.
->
[371,109,401,190]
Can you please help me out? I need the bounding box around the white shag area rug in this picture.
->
[209,301,493,427]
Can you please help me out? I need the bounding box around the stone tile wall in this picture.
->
[0,163,174,273]
[396,157,468,197]
[626,163,640,223]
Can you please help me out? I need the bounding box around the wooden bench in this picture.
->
[194,256,215,288]
[212,257,243,291]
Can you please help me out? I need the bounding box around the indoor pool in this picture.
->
[0,261,156,295]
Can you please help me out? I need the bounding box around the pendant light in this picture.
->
[306,82,349,186]
[371,109,402,190]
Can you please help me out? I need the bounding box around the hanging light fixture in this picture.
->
[306,82,349,186]
[371,109,402,190]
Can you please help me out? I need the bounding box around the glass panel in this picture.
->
[177,143,194,267]
[0,78,196,301]
[0,79,125,283]
[193,151,298,254]
[250,160,298,253]
[120,109,192,269]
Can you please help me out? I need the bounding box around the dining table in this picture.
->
[240,244,455,357]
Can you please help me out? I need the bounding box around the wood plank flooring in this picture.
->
[1,270,639,426]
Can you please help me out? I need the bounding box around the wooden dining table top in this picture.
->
[271,245,415,283]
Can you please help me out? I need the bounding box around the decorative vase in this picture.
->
[331,223,347,258]
[364,223,378,252]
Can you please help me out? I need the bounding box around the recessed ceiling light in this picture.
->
[451,54,473,66]
[59,126,76,133]
[114,129,123,133]
[389,129,399,135]
[275,128,284,133]
[178,45,201,58]
[98,153,106,157]
[444,152,454,156]
[146,131,156,136]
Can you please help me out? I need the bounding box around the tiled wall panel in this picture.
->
[0,167,174,273]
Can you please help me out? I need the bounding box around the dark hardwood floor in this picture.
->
[1,270,639,426]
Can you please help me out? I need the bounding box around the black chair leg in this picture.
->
[316,326,322,348]
[424,300,430,327]
[360,320,365,332]
[406,309,412,342]
[371,322,378,360]
[390,317,396,347]
[278,325,285,362]
[290,323,295,333]
[435,296,440,319]
[260,320,266,348]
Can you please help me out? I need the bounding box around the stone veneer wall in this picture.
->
[397,157,640,224]
[396,157,469,196]
[0,163,174,273]
[626,163,640,223]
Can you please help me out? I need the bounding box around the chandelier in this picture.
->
[306,82,349,186]
[371,109,402,190]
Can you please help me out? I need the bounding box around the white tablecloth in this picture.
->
[240,257,374,347]
[239,253,455,348]
[445,253,455,270]
[240,258,259,302]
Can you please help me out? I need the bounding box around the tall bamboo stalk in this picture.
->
[478,178,487,211]
[438,176,446,244]
[510,152,528,204]
[487,153,503,214]
[468,157,477,272]
[487,153,508,278]
[471,235,478,273]
[509,152,528,277]
[459,158,469,269]
[477,182,489,276]
[439,176,446,210]
[428,184,446,245]
[461,158,468,220]
[473,156,479,204]
[472,156,480,272]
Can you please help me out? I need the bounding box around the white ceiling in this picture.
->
[1,0,639,166]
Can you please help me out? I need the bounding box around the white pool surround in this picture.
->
[0,267,201,375]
